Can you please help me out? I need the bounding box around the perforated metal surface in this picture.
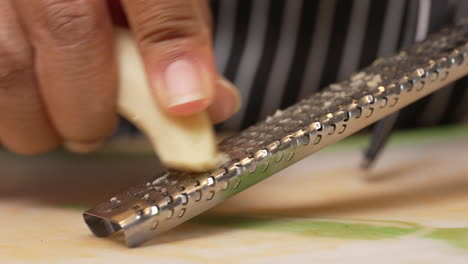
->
[84,23,468,247]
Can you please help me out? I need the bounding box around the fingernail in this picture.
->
[64,140,103,154]
[161,59,208,110]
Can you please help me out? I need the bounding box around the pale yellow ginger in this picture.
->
[115,29,218,172]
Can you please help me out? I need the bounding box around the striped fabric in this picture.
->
[117,0,468,136]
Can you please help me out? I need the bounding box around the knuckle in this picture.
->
[0,128,60,156]
[59,110,116,143]
[0,47,33,87]
[134,3,208,47]
[38,0,101,47]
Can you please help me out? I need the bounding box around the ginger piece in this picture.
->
[115,29,218,171]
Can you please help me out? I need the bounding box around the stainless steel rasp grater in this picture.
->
[84,23,468,247]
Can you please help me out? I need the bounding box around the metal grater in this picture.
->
[84,23,468,247]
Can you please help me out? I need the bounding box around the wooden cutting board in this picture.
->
[1,126,468,263]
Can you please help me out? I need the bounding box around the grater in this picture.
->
[84,23,468,247]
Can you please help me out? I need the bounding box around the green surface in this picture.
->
[194,215,468,249]
[425,228,468,249]
[194,216,421,240]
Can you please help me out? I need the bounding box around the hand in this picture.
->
[0,0,240,155]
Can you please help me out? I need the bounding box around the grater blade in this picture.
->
[84,23,468,247]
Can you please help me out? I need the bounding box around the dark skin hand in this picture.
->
[0,0,240,154]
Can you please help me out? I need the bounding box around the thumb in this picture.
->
[121,0,216,116]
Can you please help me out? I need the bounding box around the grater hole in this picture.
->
[150,220,159,230]
[379,97,388,108]
[313,135,322,145]
[298,132,310,145]
[415,80,425,91]
[207,190,215,200]
[221,180,229,190]
[166,209,174,219]
[178,208,186,218]
[343,111,350,122]
[275,151,284,162]
[232,178,241,189]
[338,124,347,134]
[355,107,363,118]
[260,161,270,172]
[193,190,202,201]
[364,108,374,118]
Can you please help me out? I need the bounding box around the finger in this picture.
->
[198,0,213,28]
[15,0,118,152]
[121,0,217,116]
[0,0,60,154]
[208,77,241,124]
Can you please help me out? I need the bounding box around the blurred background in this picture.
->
[2,0,468,262]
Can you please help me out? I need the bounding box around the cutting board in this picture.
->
[1,126,468,263]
